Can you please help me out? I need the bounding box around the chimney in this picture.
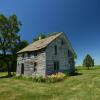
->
[39,36,42,40]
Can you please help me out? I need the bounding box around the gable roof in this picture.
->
[17,32,62,53]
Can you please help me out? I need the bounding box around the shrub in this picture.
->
[32,72,66,83]
[46,72,66,83]
[14,72,67,83]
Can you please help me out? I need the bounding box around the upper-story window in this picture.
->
[22,53,24,58]
[61,40,64,45]
[18,54,21,57]
[27,52,31,58]
[34,52,37,56]
[54,45,57,55]
[68,50,72,58]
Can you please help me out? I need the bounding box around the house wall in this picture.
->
[46,34,74,74]
[16,51,46,77]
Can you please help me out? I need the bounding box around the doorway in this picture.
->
[21,63,24,74]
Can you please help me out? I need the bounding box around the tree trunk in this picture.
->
[7,62,12,76]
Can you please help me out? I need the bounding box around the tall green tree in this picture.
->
[11,40,29,54]
[0,14,21,76]
[83,54,94,70]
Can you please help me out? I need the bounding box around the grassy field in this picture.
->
[0,67,100,100]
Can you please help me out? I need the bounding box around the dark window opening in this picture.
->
[54,45,57,55]
[34,52,37,56]
[34,62,37,72]
[54,62,56,70]
[22,53,24,58]
[54,61,59,71]
[21,63,24,74]
[27,52,31,58]
[61,40,64,45]
[68,50,72,58]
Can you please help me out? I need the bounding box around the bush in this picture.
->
[46,72,66,83]
[32,72,66,83]
[14,72,67,83]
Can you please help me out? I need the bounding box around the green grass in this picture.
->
[0,67,100,100]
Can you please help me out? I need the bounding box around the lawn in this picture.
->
[0,67,100,100]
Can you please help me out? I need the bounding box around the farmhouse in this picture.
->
[16,32,76,77]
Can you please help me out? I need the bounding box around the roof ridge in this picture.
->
[17,32,63,53]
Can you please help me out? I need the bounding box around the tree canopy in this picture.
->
[0,14,21,54]
[83,54,94,69]
[0,14,21,76]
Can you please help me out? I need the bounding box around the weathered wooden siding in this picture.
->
[16,51,46,77]
[46,34,74,74]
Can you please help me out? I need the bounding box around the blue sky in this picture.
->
[0,0,100,65]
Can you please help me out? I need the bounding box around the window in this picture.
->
[68,50,72,58]
[27,52,31,58]
[54,61,59,71]
[54,62,57,70]
[34,52,37,56]
[34,62,37,72]
[54,45,57,55]
[61,40,64,45]
[22,53,24,58]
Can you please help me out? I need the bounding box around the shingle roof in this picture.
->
[17,32,62,53]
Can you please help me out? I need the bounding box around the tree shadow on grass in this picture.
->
[70,72,83,76]
[70,69,83,76]
[74,72,83,76]
[0,74,13,78]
